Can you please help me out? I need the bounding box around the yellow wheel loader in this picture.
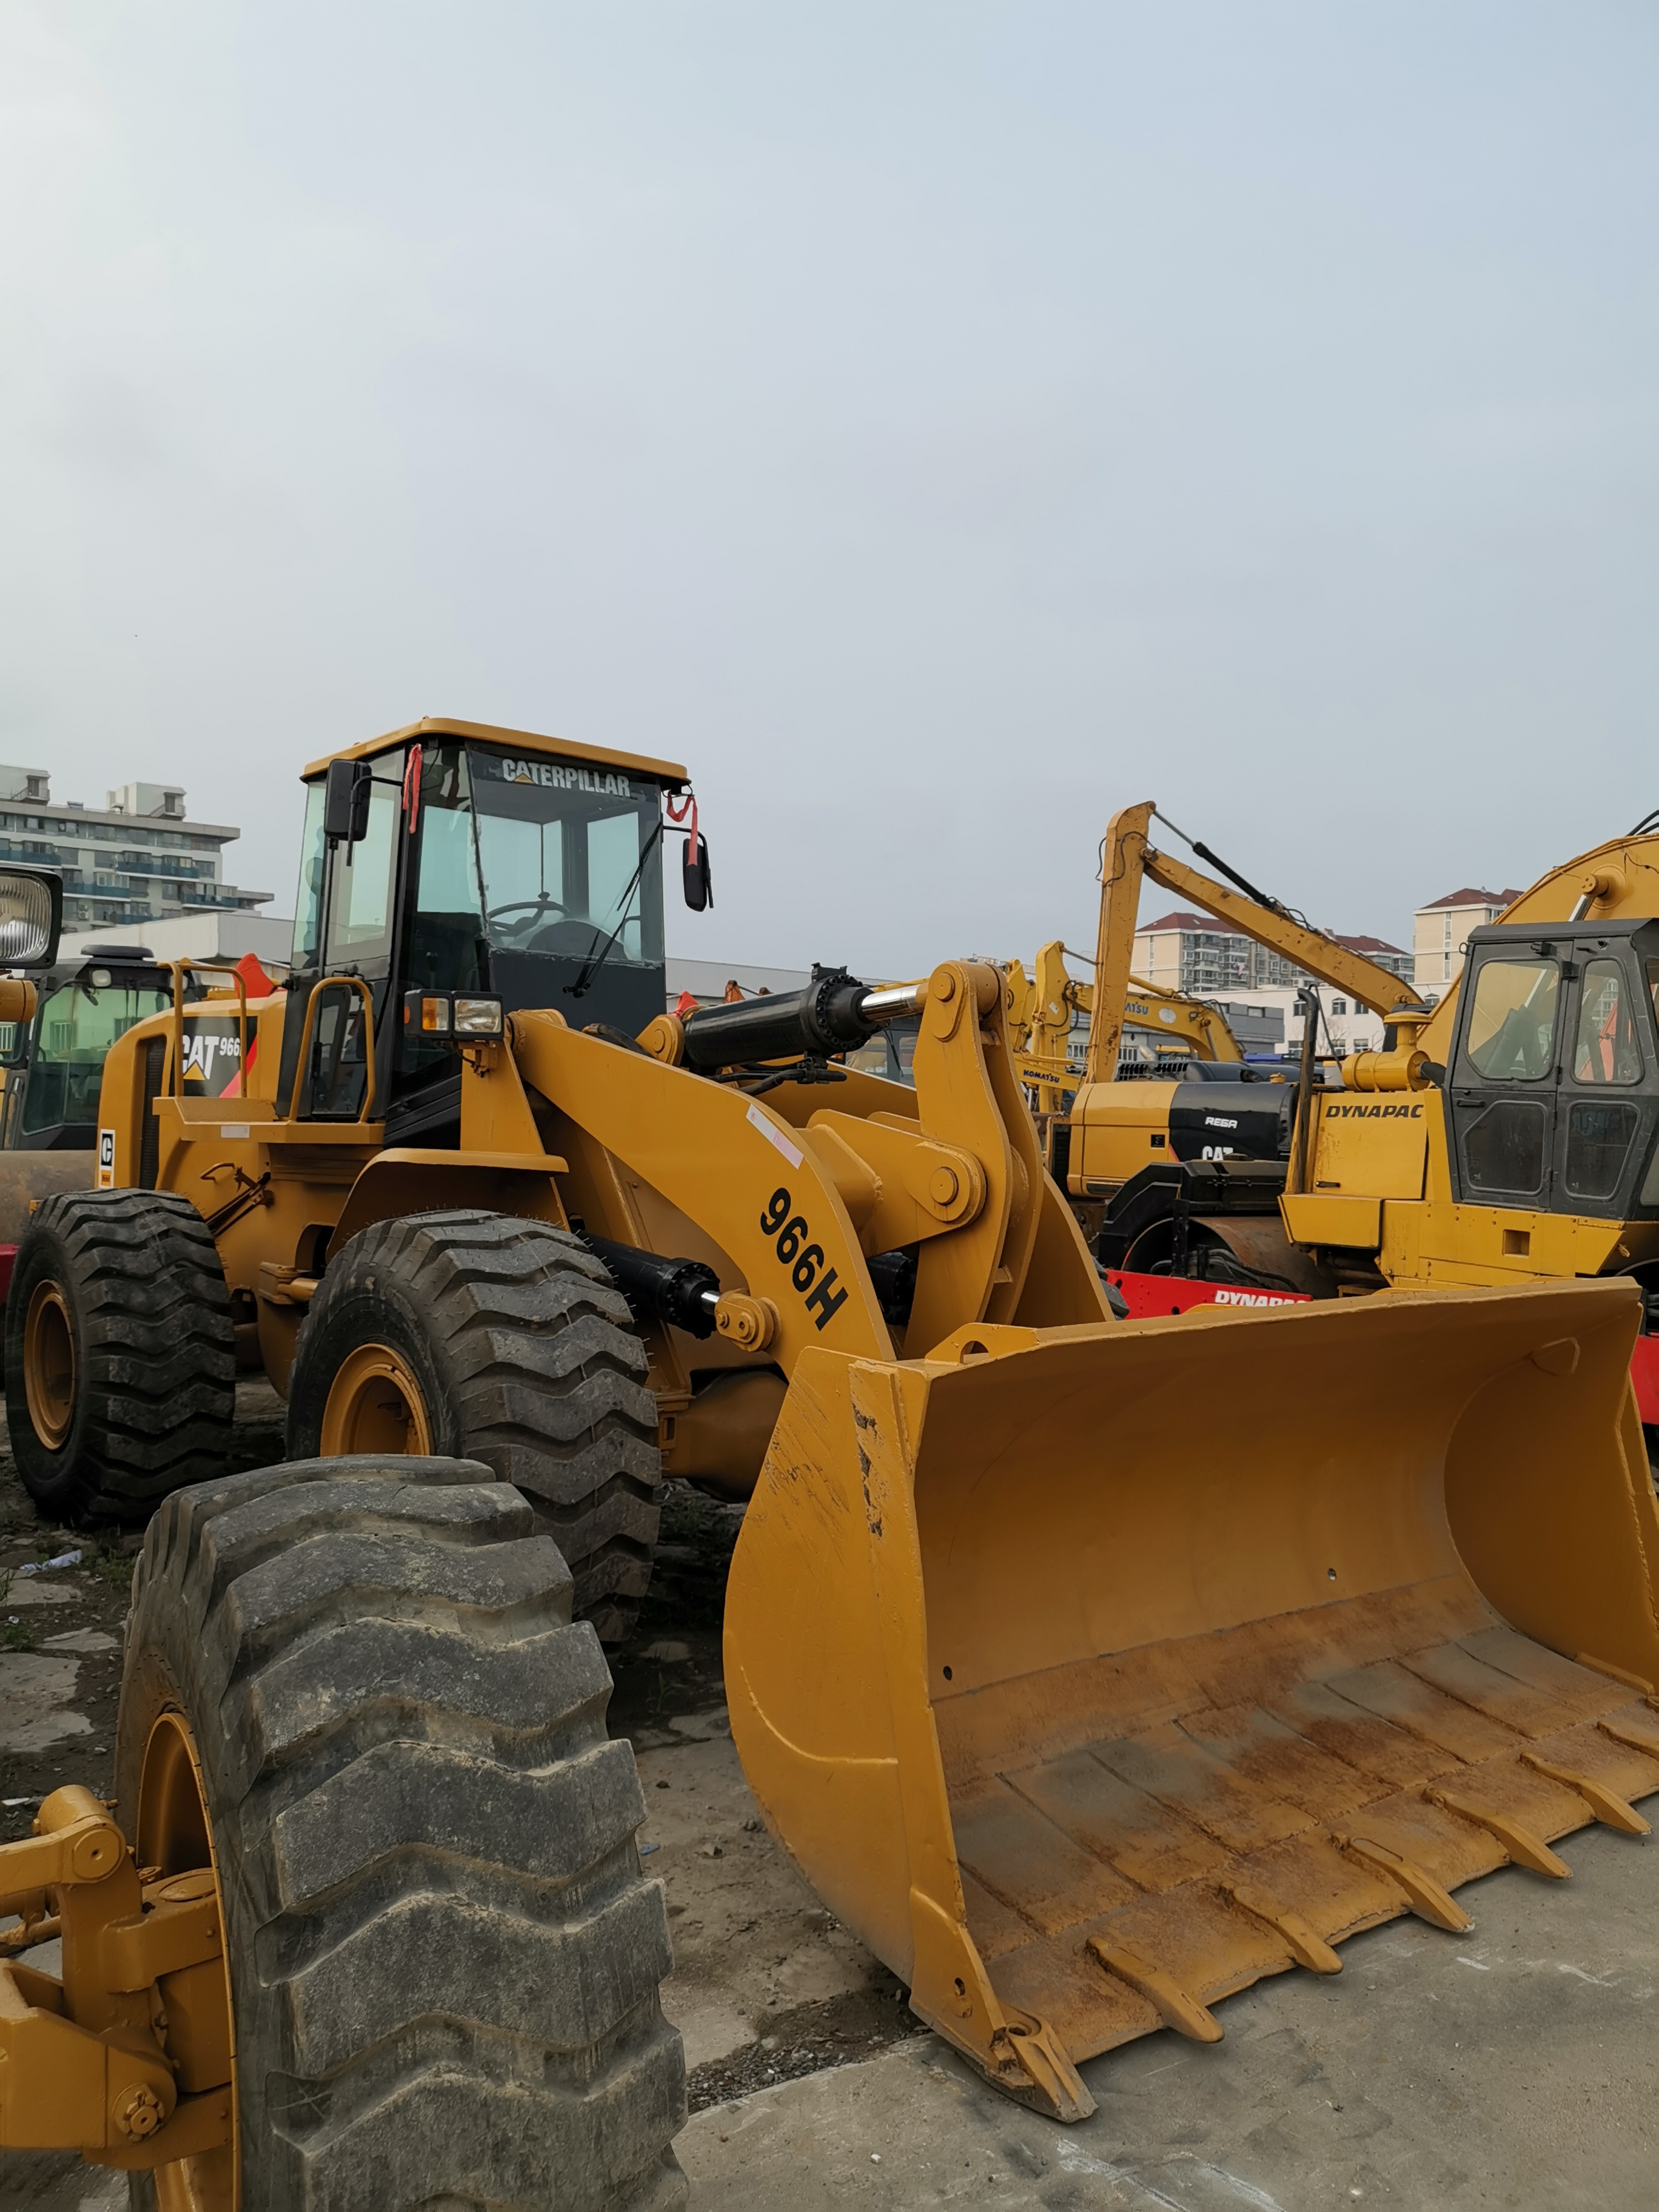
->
[5,728,1659,2203]
[0,916,181,1347]
[1063,803,1659,1429]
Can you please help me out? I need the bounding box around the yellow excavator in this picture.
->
[1064,802,1659,1430]
[1006,939,1246,1115]
[2,728,1659,2207]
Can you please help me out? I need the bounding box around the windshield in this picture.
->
[469,746,663,968]
[22,976,172,1134]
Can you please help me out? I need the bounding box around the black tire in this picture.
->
[284,1210,662,1644]
[4,1188,236,1524]
[118,1452,687,2211]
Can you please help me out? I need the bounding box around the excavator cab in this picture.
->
[1447,917,1659,1223]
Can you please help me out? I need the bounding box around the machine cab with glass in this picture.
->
[0,951,177,1151]
[283,718,695,1142]
[1447,916,1659,1223]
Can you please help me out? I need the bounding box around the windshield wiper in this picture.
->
[565,819,663,1002]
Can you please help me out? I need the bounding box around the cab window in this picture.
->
[326,771,401,967]
[469,748,663,968]
[292,782,327,970]
[1460,958,1560,1082]
[1572,959,1642,1085]
[22,977,172,1134]
[410,745,486,993]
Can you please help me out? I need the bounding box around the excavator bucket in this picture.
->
[724,1277,1659,2119]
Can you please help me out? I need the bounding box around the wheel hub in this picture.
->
[319,1341,434,1456]
[136,1709,239,2210]
[22,1280,75,1450]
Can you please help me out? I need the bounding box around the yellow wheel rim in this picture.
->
[136,1709,238,2210]
[319,1341,434,1456]
[22,1280,75,1450]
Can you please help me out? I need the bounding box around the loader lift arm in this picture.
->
[1085,802,1425,1087]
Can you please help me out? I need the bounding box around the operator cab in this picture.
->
[1447,916,1659,1220]
[280,718,699,1143]
[0,948,176,1150]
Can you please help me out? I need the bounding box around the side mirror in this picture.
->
[682,831,712,913]
[323,757,373,843]
[0,866,62,968]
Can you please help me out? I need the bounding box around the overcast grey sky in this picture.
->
[2,3,1655,974]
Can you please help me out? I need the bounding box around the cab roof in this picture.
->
[301,716,689,791]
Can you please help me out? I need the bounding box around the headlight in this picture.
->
[0,872,59,967]
[452,996,504,1036]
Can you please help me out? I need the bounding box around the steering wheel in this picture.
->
[486,896,572,943]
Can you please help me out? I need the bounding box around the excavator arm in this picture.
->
[1008,942,1242,1110]
[1085,802,1425,1084]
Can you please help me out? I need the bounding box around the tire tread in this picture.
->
[5,1188,235,1523]
[119,1453,686,2211]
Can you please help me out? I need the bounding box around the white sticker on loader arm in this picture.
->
[96,1129,115,1188]
[746,1101,803,1170]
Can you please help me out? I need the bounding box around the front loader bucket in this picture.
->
[723,1279,1659,2119]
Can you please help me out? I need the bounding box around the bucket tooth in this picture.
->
[1333,1835,1473,1931]
[1220,1879,1343,1974]
[1423,1786,1570,1878]
[1087,1938,1224,2043]
[1520,1751,1652,1836]
[993,2011,1095,2123]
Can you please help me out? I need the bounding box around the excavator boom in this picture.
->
[1086,803,1424,1087]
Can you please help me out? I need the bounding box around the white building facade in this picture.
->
[1412,886,1520,1002]
[0,765,272,938]
[1132,911,1416,1059]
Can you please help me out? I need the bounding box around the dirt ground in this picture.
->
[0,1406,918,2206]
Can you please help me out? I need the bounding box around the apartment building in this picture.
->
[1412,886,1520,999]
[0,765,272,936]
[1132,911,1303,995]
[1134,913,1413,995]
[1130,911,1416,1059]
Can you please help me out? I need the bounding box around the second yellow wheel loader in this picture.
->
[5,725,1659,2205]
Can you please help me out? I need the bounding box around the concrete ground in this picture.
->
[3,1437,1658,2208]
[677,1818,1659,2208]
